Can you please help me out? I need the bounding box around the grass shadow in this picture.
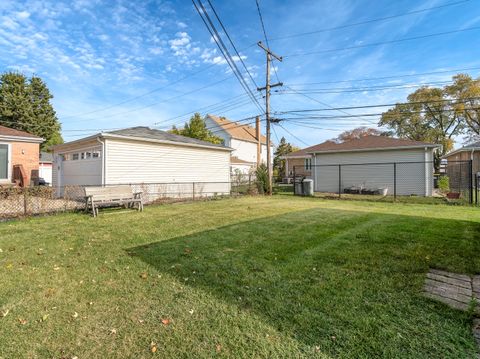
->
[127,207,480,358]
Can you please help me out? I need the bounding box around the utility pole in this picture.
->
[257,41,282,195]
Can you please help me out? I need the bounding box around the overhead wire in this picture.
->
[286,66,480,86]
[206,0,259,89]
[270,0,470,41]
[284,26,480,58]
[192,0,265,114]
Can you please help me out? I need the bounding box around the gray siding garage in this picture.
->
[307,136,440,196]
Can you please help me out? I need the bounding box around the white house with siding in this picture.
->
[291,136,440,196]
[204,114,269,174]
[51,127,232,197]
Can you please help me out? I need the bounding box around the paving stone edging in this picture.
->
[423,269,480,355]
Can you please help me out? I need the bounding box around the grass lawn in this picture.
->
[1,196,479,358]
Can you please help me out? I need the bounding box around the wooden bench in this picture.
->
[84,185,143,217]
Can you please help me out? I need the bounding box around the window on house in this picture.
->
[72,153,79,160]
[85,152,92,159]
[304,158,312,170]
[0,144,8,179]
[92,151,100,159]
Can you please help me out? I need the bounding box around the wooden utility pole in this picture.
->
[257,41,282,195]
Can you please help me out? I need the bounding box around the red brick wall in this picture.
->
[11,141,40,185]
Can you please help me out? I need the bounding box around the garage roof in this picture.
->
[52,126,232,152]
[284,136,439,157]
[307,136,439,153]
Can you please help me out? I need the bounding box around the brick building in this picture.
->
[0,125,44,186]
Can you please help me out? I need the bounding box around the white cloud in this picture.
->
[168,31,190,47]
[1,17,18,30]
[16,11,30,20]
[176,21,187,29]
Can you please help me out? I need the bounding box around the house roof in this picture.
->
[284,136,439,157]
[0,125,43,142]
[443,141,480,158]
[53,126,232,152]
[207,114,267,144]
[40,151,53,163]
[230,156,255,165]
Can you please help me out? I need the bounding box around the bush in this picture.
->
[438,176,450,193]
[255,163,268,194]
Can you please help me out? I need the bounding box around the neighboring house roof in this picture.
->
[207,114,267,144]
[52,126,232,152]
[308,136,439,153]
[443,141,480,158]
[40,151,53,163]
[284,136,438,157]
[230,156,255,165]
[0,125,43,143]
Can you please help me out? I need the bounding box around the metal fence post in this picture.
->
[469,160,473,204]
[192,182,195,201]
[393,162,397,202]
[293,166,296,195]
[23,190,28,215]
[338,165,342,199]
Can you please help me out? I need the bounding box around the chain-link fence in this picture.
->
[0,181,255,219]
[293,160,477,205]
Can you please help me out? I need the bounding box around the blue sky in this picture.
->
[1,0,479,148]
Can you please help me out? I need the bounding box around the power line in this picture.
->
[60,63,221,120]
[276,96,480,114]
[270,0,470,41]
[206,0,259,89]
[66,75,235,123]
[284,25,480,58]
[276,123,311,146]
[192,0,265,114]
[286,66,480,86]
[283,85,378,125]
[255,0,281,84]
[278,80,454,94]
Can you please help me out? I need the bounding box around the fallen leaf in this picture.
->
[72,312,78,319]
[315,346,321,352]
[41,314,49,322]
[188,309,194,315]
[53,266,60,271]
[140,272,148,279]
[150,341,157,353]
[18,318,27,325]
[161,318,170,325]
[216,344,222,352]
[331,335,336,341]
[1,309,9,318]
[110,328,117,335]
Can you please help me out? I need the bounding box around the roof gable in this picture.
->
[207,114,266,144]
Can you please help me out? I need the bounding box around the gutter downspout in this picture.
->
[96,136,106,185]
[425,147,429,196]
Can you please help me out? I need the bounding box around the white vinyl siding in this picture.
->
[104,138,230,193]
[313,148,435,196]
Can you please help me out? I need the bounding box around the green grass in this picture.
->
[1,197,479,358]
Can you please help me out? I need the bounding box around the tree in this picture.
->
[170,113,223,144]
[0,72,62,150]
[273,136,300,178]
[379,77,468,166]
[335,127,390,143]
[444,74,480,143]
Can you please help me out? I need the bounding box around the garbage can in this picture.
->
[294,182,303,196]
[303,179,314,196]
